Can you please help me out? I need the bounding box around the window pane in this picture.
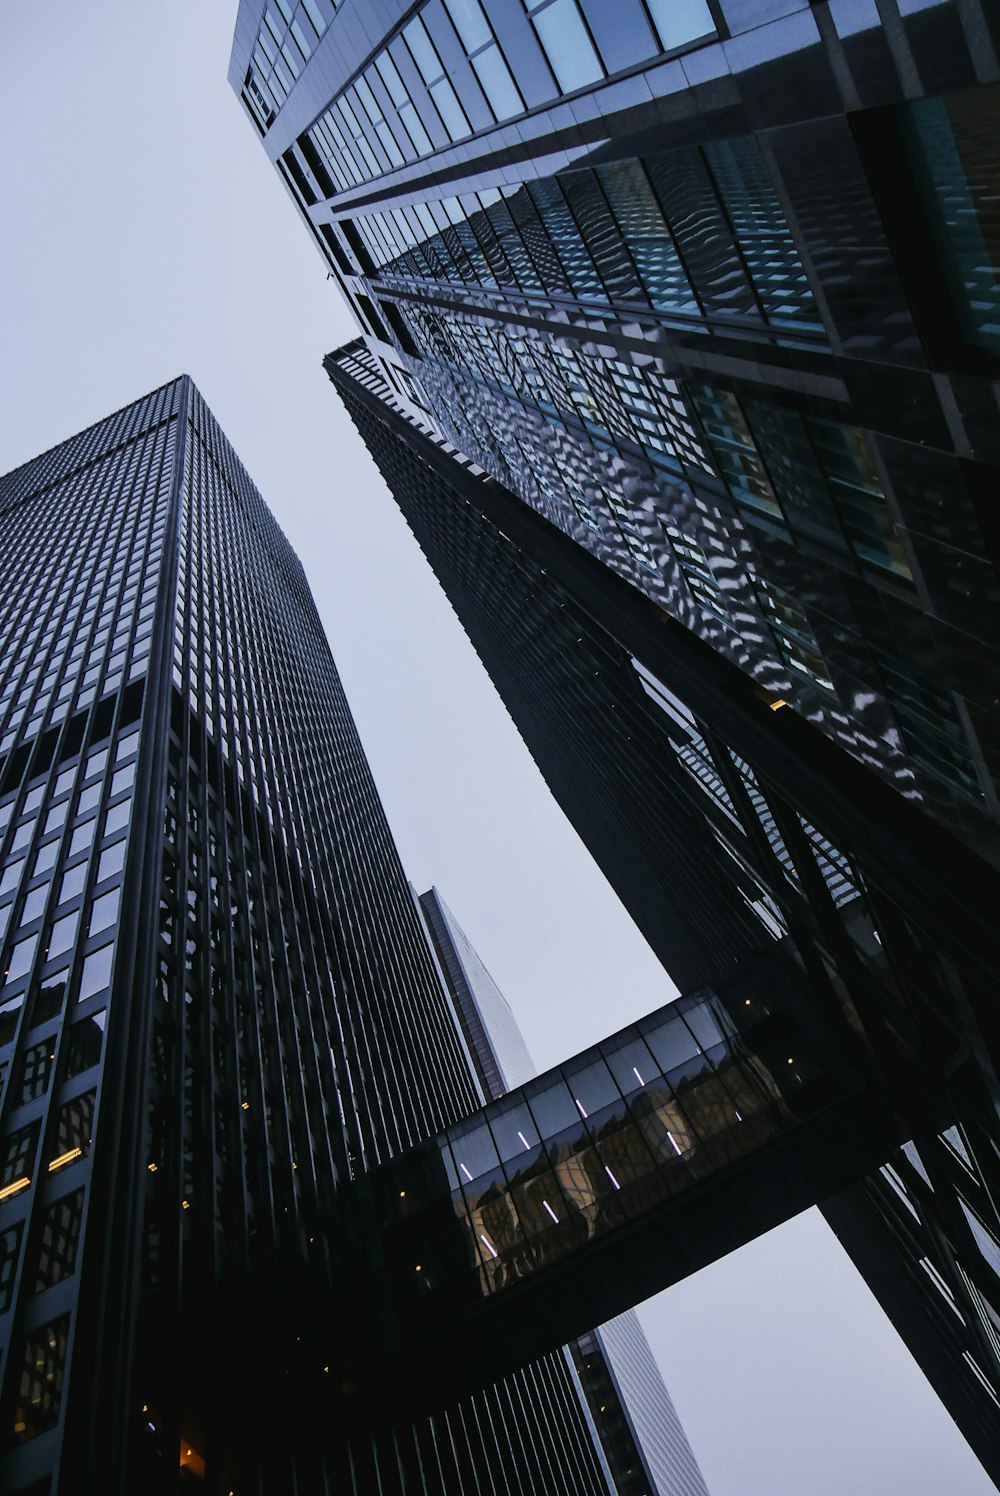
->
[11,1315,71,1442]
[647,0,716,51]
[444,0,491,52]
[34,1191,85,1292]
[79,944,114,1001]
[430,77,471,141]
[472,45,523,120]
[66,1010,106,1079]
[529,0,603,93]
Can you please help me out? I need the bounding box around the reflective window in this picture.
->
[403,17,472,143]
[753,577,835,692]
[876,650,983,799]
[16,1040,53,1104]
[647,0,716,50]
[906,85,1000,353]
[11,1315,71,1442]
[34,1191,85,1292]
[88,888,119,937]
[0,1223,20,1311]
[65,1011,106,1079]
[524,0,604,93]
[47,1090,96,1173]
[79,943,114,1001]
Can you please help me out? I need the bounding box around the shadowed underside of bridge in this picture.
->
[333,949,928,1420]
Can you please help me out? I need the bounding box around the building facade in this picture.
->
[227,5,1000,1480]
[0,381,625,1496]
[230,0,1000,867]
[418,886,711,1496]
[324,344,1000,1482]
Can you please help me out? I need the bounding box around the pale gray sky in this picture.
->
[0,4,991,1492]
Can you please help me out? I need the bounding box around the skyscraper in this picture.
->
[324,342,1000,1482]
[0,381,936,1496]
[230,3,1000,1479]
[0,380,624,1496]
[418,885,711,1496]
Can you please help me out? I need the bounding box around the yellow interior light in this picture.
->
[769,698,788,711]
[0,1176,30,1201]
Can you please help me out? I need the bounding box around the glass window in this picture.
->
[0,1223,21,1312]
[0,1121,37,1194]
[876,651,983,798]
[104,803,130,836]
[34,1190,85,1293]
[906,87,1000,353]
[60,865,87,904]
[20,885,49,925]
[11,818,36,852]
[97,842,126,883]
[47,1090,95,1172]
[11,1315,71,1442]
[647,0,716,51]
[431,77,472,141]
[47,912,79,961]
[30,972,67,1029]
[88,889,119,937]
[403,16,441,84]
[525,0,603,93]
[443,0,491,51]
[703,136,820,329]
[754,576,835,692]
[0,993,25,1047]
[44,802,69,836]
[66,1011,106,1079]
[5,932,39,983]
[472,45,522,121]
[110,763,135,797]
[79,944,114,1002]
[16,1040,53,1104]
[68,820,96,857]
[1,859,25,894]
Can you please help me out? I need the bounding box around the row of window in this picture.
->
[244,0,336,126]
[0,421,169,755]
[302,0,716,196]
[349,138,819,332]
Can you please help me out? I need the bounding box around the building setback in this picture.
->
[418,885,711,1496]
[0,381,620,1496]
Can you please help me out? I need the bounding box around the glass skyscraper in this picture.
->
[227,2,1000,1482]
[323,342,1000,1482]
[418,886,711,1496]
[0,380,630,1496]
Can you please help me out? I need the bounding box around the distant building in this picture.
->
[419,886,711,1496]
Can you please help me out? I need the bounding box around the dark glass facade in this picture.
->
[419,887,710,1496]
[323,346,1000,1481]
[0,382,619,1496]
[231,2,1000,1482]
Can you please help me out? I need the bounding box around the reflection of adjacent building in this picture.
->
[418,887,710,1496]
[231,11,1000,1481]
[325,348,1000,1484]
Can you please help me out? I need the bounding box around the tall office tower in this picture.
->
[229,0,1000,870]
[0,380,626,1496]
[324,343,1000,1483]
[227,3,1000,1472]
[418,886,711,1496]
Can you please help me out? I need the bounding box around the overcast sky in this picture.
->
[0,4,992,1493]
